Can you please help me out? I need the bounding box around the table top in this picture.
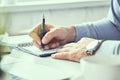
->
[1,49,81,80]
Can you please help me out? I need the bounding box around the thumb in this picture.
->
[42,30,56,44]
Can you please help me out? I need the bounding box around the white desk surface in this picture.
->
[1,49,81,80]
[1,35,82,80]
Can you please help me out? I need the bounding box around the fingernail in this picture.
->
[42,37,47,44]
[56,49,60,52]
[51,54,55,58]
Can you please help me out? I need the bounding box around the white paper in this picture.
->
[1,35,57,56]
[1,49,80,80]
[1,35,81,80]
[9,62,71,80]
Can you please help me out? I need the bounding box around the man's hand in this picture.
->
[29,24,76,49]
[52,37,96,62]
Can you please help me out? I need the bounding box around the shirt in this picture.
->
[74,0,120,55]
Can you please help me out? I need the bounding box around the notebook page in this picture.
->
[1,35,57,56]
[8,62,71,80]
[1,35,32,45]
[1,35,81,80]
[1,50,80,80]
[20,45,57,56]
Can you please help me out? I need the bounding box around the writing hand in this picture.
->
[29,24,76,50]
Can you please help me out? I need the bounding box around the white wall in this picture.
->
[0,1,109,35]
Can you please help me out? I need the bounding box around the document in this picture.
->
[1,34,57,57]
[1,35,80,80]
[1,49,80,80]
[9,62,70,80]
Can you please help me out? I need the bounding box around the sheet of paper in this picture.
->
[1,35,81,79]
[1,49,80,80]
[8,62,71,80]
[1,34,57,56]
[1,35,32,44]
[21,45,57,55]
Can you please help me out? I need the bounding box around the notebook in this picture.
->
[1,34,57,57]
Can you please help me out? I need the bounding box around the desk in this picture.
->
[0,35,82,80]
[1,48,81,80]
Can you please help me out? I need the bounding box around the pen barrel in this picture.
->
[41,22,46,48]
[42,18,45,31]
[41,18,45,38]
[40,31,46,39]
[41,16,45,48]
[40,31,46,48]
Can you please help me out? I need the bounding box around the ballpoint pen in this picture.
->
[41,14,45,49]
[39,14,57,57]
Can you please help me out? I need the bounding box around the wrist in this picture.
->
[86,40,106,56]
[65,26,76,42]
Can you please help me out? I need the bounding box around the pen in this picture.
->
[41,14,46,48]
[15,45,56,57]
[40,52,56,57]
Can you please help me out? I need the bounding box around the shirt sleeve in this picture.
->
[96,40,120,55]
[74,0,120,42]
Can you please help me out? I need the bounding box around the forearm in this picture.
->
[96,40,120,55]
[74,19,120,41]
[65,26,76,42]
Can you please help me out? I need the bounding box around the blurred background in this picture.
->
[0,0,109,35]
[0,0,109,79]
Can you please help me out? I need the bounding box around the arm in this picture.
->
[75,0,120,41]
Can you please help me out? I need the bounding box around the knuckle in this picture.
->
[69,53,77,60]
[28,31,32,36]
[46,24,54,31]
[58,53,67,59]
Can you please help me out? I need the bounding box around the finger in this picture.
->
[62,43,76,48]
[29,31,41,45]
[42,29,57,44]
[43,42,60,50]
[68,51,80,62]
[57,47,71,52]
[51,52,69,60]
[33,40,41,49]
[44,45,50,50]
[48,42,60,49]
[59,40,67,45]
[69,49,88,62]
[52,49,82,62]
[29,24,41,36]
[54,49,81,62]
[49,43,57,49]
[56,42,60,47]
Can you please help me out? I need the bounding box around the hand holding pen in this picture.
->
[29,15,75,57]
[39,14,56,57]
[29,21,74,50]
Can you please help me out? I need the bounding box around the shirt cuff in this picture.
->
[74,24,90,42]
[96,40,120,55]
